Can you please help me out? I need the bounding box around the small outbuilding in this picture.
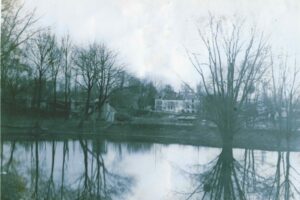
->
[101,101,116,122]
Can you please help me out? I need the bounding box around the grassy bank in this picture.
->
[2,115,300,152]
[1,114,112,133]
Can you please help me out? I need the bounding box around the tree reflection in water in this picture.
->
[1,139,299,200]
[60,139,69,199]
[182,144,300,200]
[267,150,300,200]
[185,144,248,200]
[182,145,267,200]
[46,141,56,200]
[1,141,27,200]
[77,139,134,200]
[1,140,134,200]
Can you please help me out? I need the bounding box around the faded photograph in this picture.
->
[1,0,300,199]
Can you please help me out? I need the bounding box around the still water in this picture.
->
[1,139,300,200]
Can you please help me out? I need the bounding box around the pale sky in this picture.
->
[24,0,300,90]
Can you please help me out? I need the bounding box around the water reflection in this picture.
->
[1,139,134,200]
[183,144,300,200]
[266,150,300,200]
[111,142,153,157]
[184,146,264,199]
[1,139,300,200]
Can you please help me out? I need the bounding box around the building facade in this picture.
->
[155,98,200,113]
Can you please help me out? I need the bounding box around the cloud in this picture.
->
[25,0,300,90]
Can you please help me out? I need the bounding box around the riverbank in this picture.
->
[2,117,300,151]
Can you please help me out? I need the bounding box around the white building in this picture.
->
[70,99,116,122]
[155,98,200,113]
[101,102,116,122]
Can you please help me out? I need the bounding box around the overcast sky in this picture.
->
[24,0,300,90]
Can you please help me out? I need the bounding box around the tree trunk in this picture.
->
[64,59,71,119]
[37,75,42,111]
[98,94,106,116]
[220,143,234,200]
[53,76,57,113]
[85,87,91,118]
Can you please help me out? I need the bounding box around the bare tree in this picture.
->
[48,36,62,112]
[74,43,122,123]
[3,55,31,109]
[264,56,300,200]
[1,0,39,75]
[94,44,122,116]
[26,31,54,110]
[73,44,98,119]
[1,0,39,109]
[269,55,300,142]
[188,16,269,146]
[61,34,73,117]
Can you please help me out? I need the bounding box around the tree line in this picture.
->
[1,0,161,121]
[2,0,299,134]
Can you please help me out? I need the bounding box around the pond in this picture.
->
[1,139,300,200]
